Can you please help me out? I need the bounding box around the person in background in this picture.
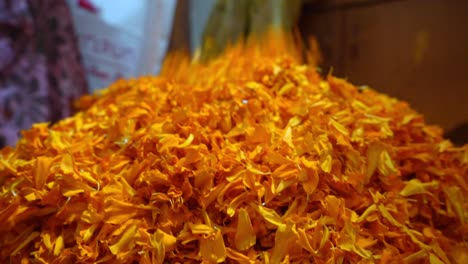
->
[0,0,88,148]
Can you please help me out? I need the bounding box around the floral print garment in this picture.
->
[0,0,87,148]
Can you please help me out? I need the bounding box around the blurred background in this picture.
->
[0,0,467,147]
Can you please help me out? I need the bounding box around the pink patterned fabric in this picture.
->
[0,0,88,147]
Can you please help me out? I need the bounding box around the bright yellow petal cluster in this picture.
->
[0,32,466,263]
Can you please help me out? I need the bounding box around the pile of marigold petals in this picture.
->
[1,34,467,264]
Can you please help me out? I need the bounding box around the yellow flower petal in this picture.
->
[235,208,256,250]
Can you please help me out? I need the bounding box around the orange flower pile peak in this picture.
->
[1,32,467,263]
